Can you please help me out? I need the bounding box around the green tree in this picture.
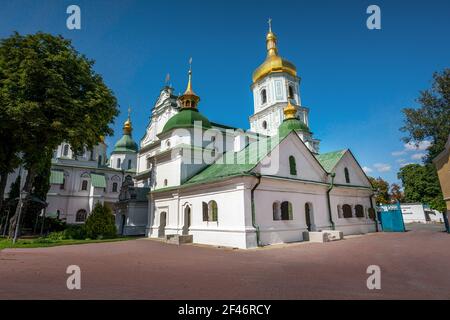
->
[85,203,117,239]
[368,176,390,204]
[401,68,450,162]
[397,164,446,212]
[0,32,118,236]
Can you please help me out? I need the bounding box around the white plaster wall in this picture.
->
[401,204,427,223]
[330,188,376,235]
[255,179,329,245]
[332,152,371,188]
[150,180,256,249]
[109,152,137,171]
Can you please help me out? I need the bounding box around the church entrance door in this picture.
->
[182,206,191,235]
[158,212,167,237]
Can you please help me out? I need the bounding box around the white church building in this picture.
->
[119,23,378,249]
[4,22,377,248]
[4,111,139,226]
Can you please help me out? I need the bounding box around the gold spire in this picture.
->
[179,58,200,109]
[123,106,132,134]
[283,81,297,120]
[266,17,278,57]
[252,19,297,83]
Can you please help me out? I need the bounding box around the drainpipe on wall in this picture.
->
[369,193,379,232]
[326,172,336,230]
[251,173,262,247]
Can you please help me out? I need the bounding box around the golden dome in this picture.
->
[252,20,297,84]
[123,107,132,135]
[283,99,297,120]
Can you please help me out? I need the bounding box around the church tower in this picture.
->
[110,107,138,171]
[249,20,310,137]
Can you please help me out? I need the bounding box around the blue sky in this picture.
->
[1,0,449,184]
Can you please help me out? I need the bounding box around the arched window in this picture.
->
[208,200,218,222]
[262,120,267,130]
[186,100,191,107]
[288,85,294,99]
[342,204,352,218]
[112,182,118,193]
[260,89,267,104]
[202,202,208,221]
[273,202,281,220]
[98,155,103,166]
[344,167,350,183]
[280,201,293,220]
[116,158,121,168]
[60,178,65,190]
[166,140,171,148]
[81,180,88,191]
[75,209,87,222]
[305,203,314,231]
[355,205,364,218]
[163,179,168,187]
[289,155,297,175]
[63,144,69,157]
[128,159,132,169]
[368,208,376,221]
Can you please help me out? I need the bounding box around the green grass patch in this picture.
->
[0,236,141,250]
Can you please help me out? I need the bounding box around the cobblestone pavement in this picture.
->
[1,224,449,299]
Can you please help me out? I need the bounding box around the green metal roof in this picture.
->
[184,134,285,186]
[314,149,347,173]
[49,170,64,184]
[161,108,212,134]
[278,118,310,137]
[112,134,138,153]
[91,173,106,188]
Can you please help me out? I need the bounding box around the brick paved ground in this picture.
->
[0,223,448,299]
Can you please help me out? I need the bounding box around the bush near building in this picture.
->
[84,203,117,239]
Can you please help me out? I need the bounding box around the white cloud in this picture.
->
[411,152,426,160]
[362,166,373,173]
[374,163,391,172]
[391,150,406,157]
[396,158,406,163]
[404,140,432,151]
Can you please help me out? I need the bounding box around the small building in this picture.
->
[400,203,444,224]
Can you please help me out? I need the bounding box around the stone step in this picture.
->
[303,230,343,243]
[165,234,193,245]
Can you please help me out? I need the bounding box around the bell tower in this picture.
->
[249,19,309,136]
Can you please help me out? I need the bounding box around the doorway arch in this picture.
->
[305,203,315,231]
[158,211,167,238]
[182,206,191,235]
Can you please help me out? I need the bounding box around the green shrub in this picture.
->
[46,231,65,240]
[84,203,117,239]
[45,217,66,232]
[63,225,87,240]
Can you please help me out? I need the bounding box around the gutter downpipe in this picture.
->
[251,173,262,247]
[326,172,336,230]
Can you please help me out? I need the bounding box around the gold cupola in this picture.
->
[283,99,297,120]
[179,58,200,109]
[252,19,297,84]
[123,106,133,135]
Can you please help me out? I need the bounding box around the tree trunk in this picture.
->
[0,171,8,216]
[8,166,36,238]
